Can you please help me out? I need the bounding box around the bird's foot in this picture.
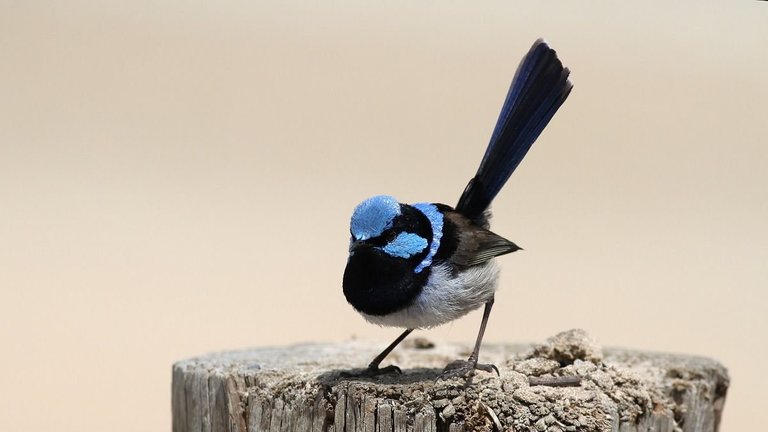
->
[340,364,402,378]
[439,359,499,380]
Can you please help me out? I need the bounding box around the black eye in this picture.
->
[384,230,398,242]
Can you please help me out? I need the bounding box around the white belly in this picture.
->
[361,261,500,329]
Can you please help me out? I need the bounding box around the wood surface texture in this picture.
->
[172,330,728,432]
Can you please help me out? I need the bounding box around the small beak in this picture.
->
[349,239,365,253]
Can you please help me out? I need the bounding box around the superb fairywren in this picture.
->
[343,39,572,376]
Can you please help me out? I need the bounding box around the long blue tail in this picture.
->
[456,39,572,221]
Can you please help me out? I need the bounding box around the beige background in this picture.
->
[1,1,766,430]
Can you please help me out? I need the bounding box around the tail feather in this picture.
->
[456,39,572,221]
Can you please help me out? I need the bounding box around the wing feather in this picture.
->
[444,211,520,267]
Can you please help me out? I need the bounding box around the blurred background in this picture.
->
[1,1,766,430]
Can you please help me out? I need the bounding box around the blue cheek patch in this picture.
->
[382,232,428,258]
[350,195,401,240]
[412,203,444,273]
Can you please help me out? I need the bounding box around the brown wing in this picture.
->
[444,211,521,267]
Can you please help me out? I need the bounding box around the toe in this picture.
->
[440,360,499,379]
[374,365,402,375]
[476,363,500,376]
[340,364,402,378]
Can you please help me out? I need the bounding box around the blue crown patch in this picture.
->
[350,195,401,240]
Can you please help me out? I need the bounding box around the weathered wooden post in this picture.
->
[172,329,728,432]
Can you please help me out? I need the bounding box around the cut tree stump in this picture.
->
[172,329,728,432]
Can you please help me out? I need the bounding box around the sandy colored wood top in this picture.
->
[172,329,728,432]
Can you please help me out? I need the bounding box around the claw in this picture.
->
[340,364,402,378]
[439,359,499,379]
[476,363,500,376]
[371,364,402,375]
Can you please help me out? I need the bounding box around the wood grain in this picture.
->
[172,330,728,432]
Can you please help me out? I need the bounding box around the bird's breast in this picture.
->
[360,260,500,329]
[342,247,428,316]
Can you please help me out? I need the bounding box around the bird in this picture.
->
[342,39,572,377]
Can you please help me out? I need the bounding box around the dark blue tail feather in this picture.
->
[456,39,572,221]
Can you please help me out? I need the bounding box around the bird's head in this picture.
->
[347,195,435,264]
[344,195,444,315]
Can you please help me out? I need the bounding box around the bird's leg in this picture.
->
[442,297,499,377]
[365,328,413,374]
[341,328,413,377]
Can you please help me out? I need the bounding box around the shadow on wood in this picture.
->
[172,329,728,432]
